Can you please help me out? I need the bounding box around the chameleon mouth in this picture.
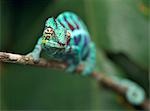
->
[45,32,51,34]
[42,40,65,49]
[58,41,65,47]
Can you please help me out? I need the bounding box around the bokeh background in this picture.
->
[0,0,149,110]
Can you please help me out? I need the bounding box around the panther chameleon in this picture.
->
[27,11,96,75]
[26,11,146,105]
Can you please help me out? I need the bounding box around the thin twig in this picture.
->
[0,52,149,111]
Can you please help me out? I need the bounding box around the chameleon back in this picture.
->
[56,12,91,60]
[56,12,89,33]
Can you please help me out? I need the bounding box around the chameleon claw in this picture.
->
[26,52,40,63]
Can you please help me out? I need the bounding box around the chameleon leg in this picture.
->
[82,42,96,75]
[26,37,42,62]
[65,45,81,73]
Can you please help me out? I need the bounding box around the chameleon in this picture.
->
[27,11,96,75]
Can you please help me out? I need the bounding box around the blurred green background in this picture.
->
[0,0,149,110]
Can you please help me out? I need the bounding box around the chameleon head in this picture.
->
[42,17,71,51]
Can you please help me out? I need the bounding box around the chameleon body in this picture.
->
[27,11,96,75]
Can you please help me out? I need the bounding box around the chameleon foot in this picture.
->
[66,64,77,73]
[26,52,40,63]
[82,67,93,76]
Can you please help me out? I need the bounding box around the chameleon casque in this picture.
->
[27,11,96,75]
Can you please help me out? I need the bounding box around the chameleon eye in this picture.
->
[49,29,54,34]
[47,29,49,32]
[44,27,54,34]
[66,31,71,38]
[66,31,71,45]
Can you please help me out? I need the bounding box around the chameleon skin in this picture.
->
[27,12,96,75]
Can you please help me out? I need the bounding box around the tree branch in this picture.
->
[0,52,149,111]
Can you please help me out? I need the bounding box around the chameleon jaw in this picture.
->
[42,40,66,49]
